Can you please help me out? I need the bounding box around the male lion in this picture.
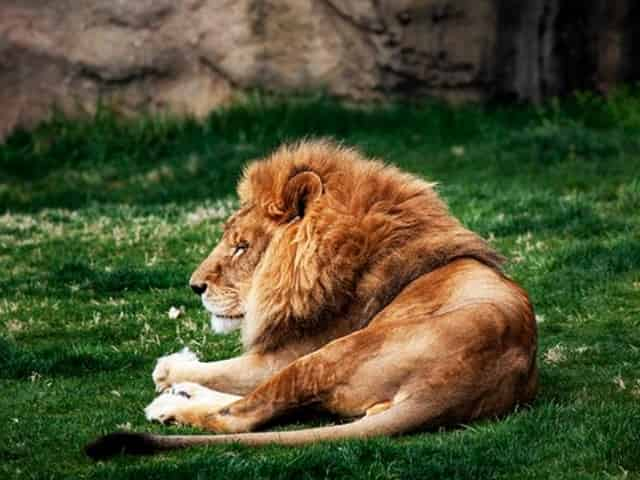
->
[86,140,537,459]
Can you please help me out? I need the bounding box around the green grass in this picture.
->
[1,90,640,479]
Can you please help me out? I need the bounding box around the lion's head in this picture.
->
[189,203,276,334]
[190,140,502,352]
[190,140,350,343]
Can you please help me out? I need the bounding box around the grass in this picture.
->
[1,90,639,479]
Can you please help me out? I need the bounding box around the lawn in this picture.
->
[1,91,639,479]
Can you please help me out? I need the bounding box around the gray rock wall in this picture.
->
[1,0,637,138]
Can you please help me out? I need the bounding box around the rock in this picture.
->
[0,0,638,138]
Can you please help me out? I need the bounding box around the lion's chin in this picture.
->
[210,314,243,335]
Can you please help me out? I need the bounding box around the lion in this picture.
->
[86,140,538,459]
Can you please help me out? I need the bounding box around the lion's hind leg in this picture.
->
[155,329,403,434]
[145,382,242,425]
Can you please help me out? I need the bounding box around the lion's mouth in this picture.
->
[212,313,244,320]
[201,297,243,317]
[201,298,244,334]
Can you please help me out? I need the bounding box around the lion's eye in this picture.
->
[232,242,249,258]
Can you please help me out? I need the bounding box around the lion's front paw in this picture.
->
[152,347,199,392]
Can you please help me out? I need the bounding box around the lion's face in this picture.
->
[188,149,326,340]
[190,205,274,334]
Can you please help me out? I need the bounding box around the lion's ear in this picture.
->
[280,171,323,221]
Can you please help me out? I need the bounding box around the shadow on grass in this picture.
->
[52,262,188,294]
[0,338,145,380]
[530,237,640,311]
[459,191,624,238]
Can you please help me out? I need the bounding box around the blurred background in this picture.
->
[1,0,639,138]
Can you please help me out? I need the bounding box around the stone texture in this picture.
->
[0,0,638,138]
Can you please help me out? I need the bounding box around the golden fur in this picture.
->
[86,140,538,459]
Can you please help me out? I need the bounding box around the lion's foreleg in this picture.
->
[152,348,297,395]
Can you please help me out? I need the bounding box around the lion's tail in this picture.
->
[85,401,423,460]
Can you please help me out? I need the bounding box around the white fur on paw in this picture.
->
[168,381,209,400]
[152,347,200,392]
[144,383,242,424]
[175,347,199,362]
[170,382,242,407]
[144,391,191,424]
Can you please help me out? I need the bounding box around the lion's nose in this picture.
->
[190,283,207,295]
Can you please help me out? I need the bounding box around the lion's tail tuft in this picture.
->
[84,431,166,460]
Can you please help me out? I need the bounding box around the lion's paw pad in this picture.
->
[144,391,191,424]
